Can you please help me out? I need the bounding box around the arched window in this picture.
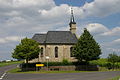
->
[55,47,58,58]
[70,47,74,57]
[41,47,43,57]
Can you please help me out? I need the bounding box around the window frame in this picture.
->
[55,47,58,58]
[70,47,74,57]
[41,47,43,57]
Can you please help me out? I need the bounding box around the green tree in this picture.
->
[118,55,120,62]
[118,56,120,68]
[107,53,119,69]
[12,37,40,63]
[73,28,101,64]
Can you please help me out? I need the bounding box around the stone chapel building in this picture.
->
[31,8,78,62]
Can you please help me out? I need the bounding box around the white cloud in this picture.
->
[0,39,6,44]
[0,36,23,44]
[101,27,120,36]
[113,39,120,43]
[86,23,109,35]
[86,24,120,43]
[0,0,55,9]
[5,36,22,41]
[109,38,120,46]
[6,17,27,26]
[82,0,120,17]
[4,11,20,16]
[40,4,70,22]
[107,48,120,53]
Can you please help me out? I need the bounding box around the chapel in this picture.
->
[31,8,78,62]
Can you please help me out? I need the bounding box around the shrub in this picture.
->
[89,58,120,69]
[62,59,69,65]
[20,61,74,68]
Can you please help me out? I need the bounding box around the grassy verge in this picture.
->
[8,68,93,74]
[108,76,120,80]
[99,67,120,71]
[8,68,21,73]
[8,67,120,74]
[0,61,23,67]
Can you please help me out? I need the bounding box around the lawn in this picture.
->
[0,61,23,67]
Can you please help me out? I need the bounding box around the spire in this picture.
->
[69,6,77,34]
[70,7,76,24]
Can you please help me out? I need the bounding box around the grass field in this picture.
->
[0,61,23,67]
[108,76,120,80]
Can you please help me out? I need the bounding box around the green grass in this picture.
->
[0,61,23,67]
[8,68,94,74]
[8,68,21,73]
[108,76,120,80]
[8,68,120,74]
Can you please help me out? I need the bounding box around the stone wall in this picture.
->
[29,44,77,63]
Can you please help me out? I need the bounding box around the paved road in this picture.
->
[2,71,120,80]
[0,64,17,80]
[0,65,120,80]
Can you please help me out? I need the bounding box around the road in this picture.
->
[3,71,120,80]
[0,64,17,80]
[0,65,120,80]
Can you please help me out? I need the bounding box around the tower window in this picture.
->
[55,47,58,58]
[70,47,74,57]
[41,47,43,57]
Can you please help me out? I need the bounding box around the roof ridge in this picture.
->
[35,33,46,35]
[47,31,70,33]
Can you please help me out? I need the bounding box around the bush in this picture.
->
[20,62,41,68]
[89,58,120,69]
[62,59,70,65]
[20,61,74,68]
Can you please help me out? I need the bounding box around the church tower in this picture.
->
[69,7,77,34]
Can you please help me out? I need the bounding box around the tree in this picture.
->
[107,53,119,69]
[118,56,120,62]
[12,37,40,63]
[73,28,101,64]
[118,55,120,68]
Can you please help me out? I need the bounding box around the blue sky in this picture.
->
[54,0,94,6]
[0,0,120,60]
[55,0,120,28]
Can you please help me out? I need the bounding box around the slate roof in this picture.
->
[32,34,46,43]
[32,31,78,44]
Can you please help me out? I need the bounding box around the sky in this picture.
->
[0,0,120,60]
